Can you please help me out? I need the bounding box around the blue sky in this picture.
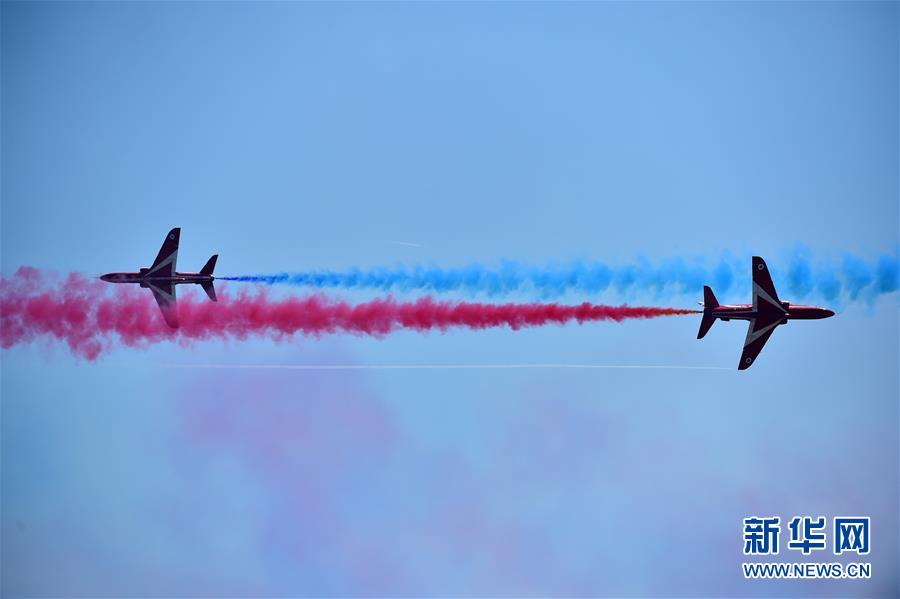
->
[2,2,898,597]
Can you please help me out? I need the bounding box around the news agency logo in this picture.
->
[788,516,826,554]
[834,517,870,555]
[743,516,780,555]
[742,516,871,579]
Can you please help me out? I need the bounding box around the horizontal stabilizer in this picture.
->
[200,254,218,276]
[201,280,217,302]
[697,312,716,339]
[703,285,719,309]
[697,285,718,339]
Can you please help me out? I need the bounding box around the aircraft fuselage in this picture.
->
[709,303,834,323]
[100,271,213,286]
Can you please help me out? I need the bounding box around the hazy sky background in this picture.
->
[2,2,898,597]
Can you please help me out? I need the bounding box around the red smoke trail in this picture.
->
[1,268,699,360]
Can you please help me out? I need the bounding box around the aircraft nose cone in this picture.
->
[100,274,111,282]
[824,309,835,318]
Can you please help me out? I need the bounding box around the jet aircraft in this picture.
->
[100,228,217,328]
[697,256,834,370]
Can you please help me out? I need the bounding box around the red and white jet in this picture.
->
[100,228,218,328]
[697,256,834,370]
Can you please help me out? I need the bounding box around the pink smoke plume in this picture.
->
[1,267,699,360]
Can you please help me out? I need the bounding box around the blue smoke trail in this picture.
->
[222,250,899,302]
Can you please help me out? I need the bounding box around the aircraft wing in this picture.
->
[738,315,781,370]
[147,280,179,328]
[147,227,180,278]
[752,256,785,313]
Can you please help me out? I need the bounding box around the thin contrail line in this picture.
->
[387,240,425,248]
[166,363,731,371]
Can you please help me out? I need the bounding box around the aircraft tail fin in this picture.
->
[697,286,718,339]
[200,254,218,276]
[201,280,217,302]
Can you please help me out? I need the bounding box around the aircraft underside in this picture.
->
[100,228,218,328]
[697,257,834,369]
